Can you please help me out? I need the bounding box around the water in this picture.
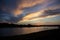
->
[0,27,59,36]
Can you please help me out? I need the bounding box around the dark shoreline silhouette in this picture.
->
[0,23,60,28]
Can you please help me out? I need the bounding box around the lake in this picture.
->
[0,27,59,36]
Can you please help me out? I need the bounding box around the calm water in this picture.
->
[0,26,59,36]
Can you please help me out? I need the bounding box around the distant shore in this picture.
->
[0,23,60,28]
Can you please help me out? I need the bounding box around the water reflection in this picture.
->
[0,27,59,36]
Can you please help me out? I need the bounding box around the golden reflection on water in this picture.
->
[21,27,58,34]
[0,27,58,36]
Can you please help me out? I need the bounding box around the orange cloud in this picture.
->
[13,9,23,16]
[18,0,47,9]
[21,10,44,21]
[18,14,60,25]
[13,0,50,16]
[15,0,60,24]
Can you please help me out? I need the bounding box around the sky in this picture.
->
[0,0,60,25]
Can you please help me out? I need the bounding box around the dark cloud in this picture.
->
[0,10,15,23]
[0,0,23,23]
[40,8,60,17]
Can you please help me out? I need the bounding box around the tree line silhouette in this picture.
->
[0,23,60,28]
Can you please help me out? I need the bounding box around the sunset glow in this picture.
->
[0,0,60,25]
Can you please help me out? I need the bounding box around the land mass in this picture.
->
[0,23,60,28]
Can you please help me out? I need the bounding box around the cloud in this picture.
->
[39,8,60,17]
[0,11,16,23]
[0,0,60,24]
[13,0,54,16]
[17,0,48,8]
[21,10,44,21]
[20,8,60,21]
[18,0,60,21]
[18,15,60,25]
